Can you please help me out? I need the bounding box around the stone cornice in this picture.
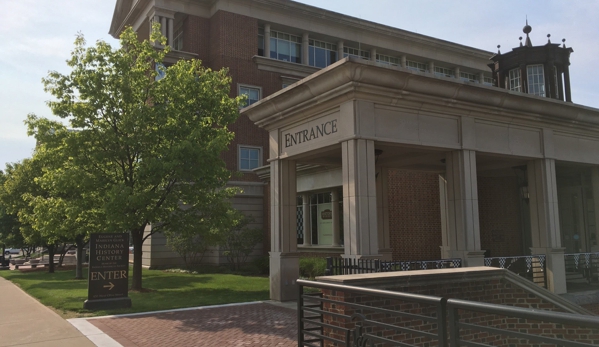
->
[242,57,599,135]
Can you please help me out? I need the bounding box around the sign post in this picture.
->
[83,233,132,310]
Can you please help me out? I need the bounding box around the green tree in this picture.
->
[24,118,99,279]
[32,25,241,290]
[0,159,61,272]
[0,171,24,256]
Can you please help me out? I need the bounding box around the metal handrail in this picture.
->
[298,278,599,347]
[297,279,448,347]
[447,298,599,347]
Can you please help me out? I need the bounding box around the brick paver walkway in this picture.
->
[87,302,297,347]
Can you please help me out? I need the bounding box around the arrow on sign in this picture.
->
[103,282,115,290]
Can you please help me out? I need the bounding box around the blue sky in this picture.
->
[1,0,598,170]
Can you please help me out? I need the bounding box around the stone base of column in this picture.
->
[269,252,300,302]
[378,248,393,261]
[531,247,567,294]
[440,248,486,267]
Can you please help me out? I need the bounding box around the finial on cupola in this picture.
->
[547,34,551,44]
[497,45,501,54]
[562,38,566,48]
[523,19,532,47]
[519,36,523,47]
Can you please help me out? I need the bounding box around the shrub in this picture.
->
[222,214,263,270]
[251,255,270,275]
[299,257,327,279]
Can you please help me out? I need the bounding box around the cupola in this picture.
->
[488,21,574,102]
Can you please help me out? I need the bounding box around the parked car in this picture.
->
[4,248,20,255]
[129,246,134,254]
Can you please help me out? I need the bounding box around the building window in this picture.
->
[270,30,302,64]
[173,24,183,51]
[376,54,400,66]
[434,66,455,78]
[343,47,370,60]
[309,39,337,68]
[460,72,477,82]
[239,146,261,171]
[527,64,545,97]
[483,76,494,86]
[508,68,522,92]
[258,28,264,56]
[406,60,428,73]
[239,85,261,107]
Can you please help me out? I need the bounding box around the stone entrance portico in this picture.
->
[242,57,599,301]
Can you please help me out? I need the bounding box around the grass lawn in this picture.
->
[0,267,269,318]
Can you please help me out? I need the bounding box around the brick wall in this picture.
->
[318,278,599,346]
[582,303,599,315]
[478,176,524,257]
[387,169,442,261]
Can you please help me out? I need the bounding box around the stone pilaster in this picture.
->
[341,139,379,259]
[527,158,567,294]
[443,150,485,266]
[269,159,298,301]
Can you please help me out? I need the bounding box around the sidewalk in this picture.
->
[0,276,96,347]
[1,274,297,347]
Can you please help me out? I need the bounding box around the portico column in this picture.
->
[528,159,567,294]
[302,33,309,66]
[270,159,298,301]
[341,139,379,259]
[376,166,392,260]
[167,18,174,46]
[442,150,485,266]
[331,190,341,247]
[337,41,344,60]
[160,17,167,38]
[302,193,311,246]
[264,24,271,58]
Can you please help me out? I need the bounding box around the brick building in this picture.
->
[110,0,599,301]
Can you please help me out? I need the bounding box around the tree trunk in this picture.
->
[131,229,144,291]
[75,235,85,280]
[58,243,66,267]
[47,245,55,273]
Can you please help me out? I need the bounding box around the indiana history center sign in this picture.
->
[83,233,132,310]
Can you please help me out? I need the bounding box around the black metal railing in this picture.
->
[298,279,447,346]
[298,279,599,347]
[564,252,599,284]
[484,254,547,288]
[325,257,462,276]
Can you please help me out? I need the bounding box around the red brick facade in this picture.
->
[179,10,532,265]
[388,169,442,260]
[478,176,524,257]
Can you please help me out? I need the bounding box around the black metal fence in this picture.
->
[483,254,547,288]
[325,257,462,276]
[564,252,599,284]
[298,279,599,347]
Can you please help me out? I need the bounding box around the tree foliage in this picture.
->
[28,24,242,289]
